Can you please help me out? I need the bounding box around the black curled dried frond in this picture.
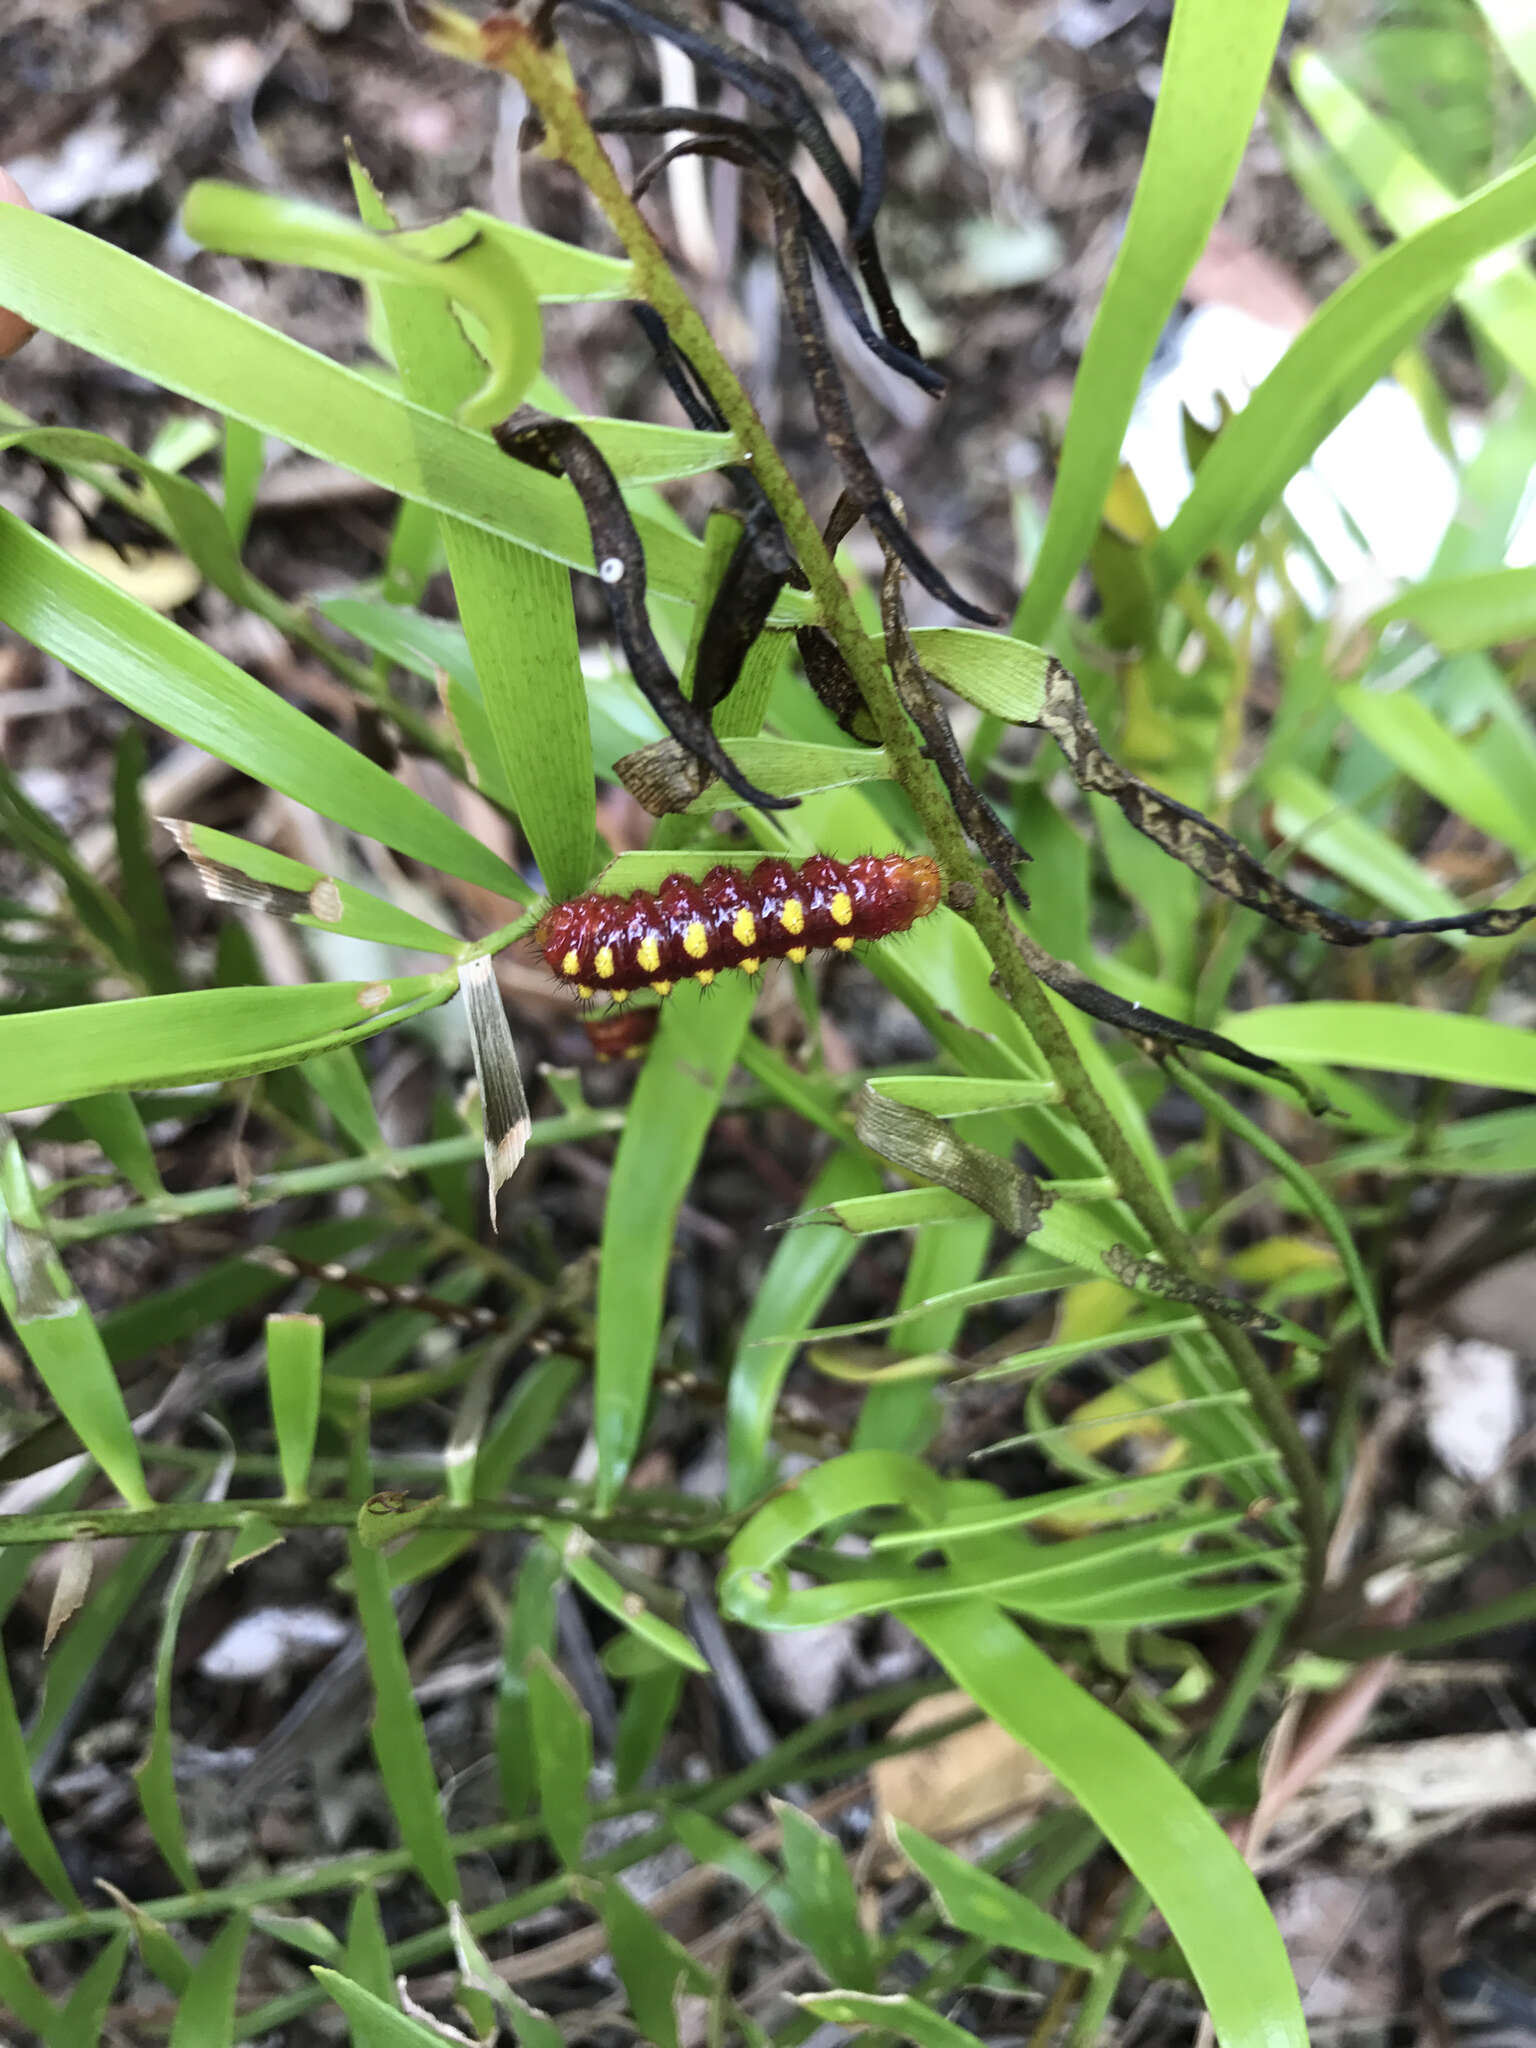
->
[881,554,1031,903]
[629,304,810,590]
[796,626,880,744]
[726,0,885,239]
[555,0,864,233]
[1038,659,1536,947]
[691,501,798,717]
[633,131,997,625]
[1005,926,1331,1118]
[606,107,937,392]
[630,302,729,434]
[494,414,797,814]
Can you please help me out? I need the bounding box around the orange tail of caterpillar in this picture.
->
[538,853,941,999]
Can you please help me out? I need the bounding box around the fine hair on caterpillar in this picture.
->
[536,853,941,1001]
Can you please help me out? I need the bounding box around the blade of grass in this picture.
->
[0,975,452,1112]
[595,975,757,1504]
[354,160,595,903]
[1217,1002,1536,1090]
[908,1601,1305,2048]
[0,512,531,904]
[1154,149,1536,592]
[1013,0,1289,641]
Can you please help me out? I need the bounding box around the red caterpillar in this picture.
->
[538,853,942,999]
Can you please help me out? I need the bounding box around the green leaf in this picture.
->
[496,1539,563,1819]
[1263,763,1483,937]
[0,1934,59,2037]
[560,1534,709,1672]
[166,820,471,949]
[0,205,754,612]
[908,1602,1305,2048]
[344,1884,397,1998]
[183,181,542,429]
[526,1647,592,1867]
[903,629,1051,722]
[1371,563,1536,652]
[1154,148,1536,592]
[347,1532,461,1906]
[0,1125,151,1508]
[727,1150,884,1508]
[1474,0,1536,101]
[1217,1002,1536,1091]
[1292,50,1536,389]
[799,1992,985,2048]
[73,1092,168,1204]
[44,1932,129,2048]
[169,1915,249,2048]
[0,976,453,1111]
[354,159,595,905]
[0,1638,79,1909]
[343,1887,395,2005]
[135,1526,216,1892]
[678,737,892,811]
[1014,0,1289,640]
[776,1801,877,1991]
[266,1314,325,1503]
[613,1658,685,1794]
[595,976,757,1504]
[595,1878,709,2048]
[0,512,530,903]
[305,1049,387,1157]
[1335,685,1536,861]
[312,1969,454,2046]
[188,179,636,303]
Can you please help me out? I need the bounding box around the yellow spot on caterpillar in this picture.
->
[739,956,761,975]
[683,919,709,960]
[595,945,616,980]
[732,907,757,949]
[608,987,629,1003]
[636,934,661,974]
[561,949,582,977]
[650,980,674,996]
[831,890,854,927]
[576,984,596,998]
[781,896,805,936]
[695,968,715,987]
[834,935,855,951]
[787,945,808,964]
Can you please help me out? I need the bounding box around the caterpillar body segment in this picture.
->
[537,854,941,999]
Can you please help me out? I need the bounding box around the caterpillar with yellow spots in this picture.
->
[537,853,942,1000]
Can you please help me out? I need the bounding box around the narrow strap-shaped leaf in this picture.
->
[0,511,529,902]
[0,203,743,611]
[907,1601,1306,2048]
[1014,0,1289,641]
[347,1532,461,1906]
[593,975,758,1502]
[0,976,453,1112]
[0,1120,150,1508]
[353,161,596,903]
[1154,149,1536,593]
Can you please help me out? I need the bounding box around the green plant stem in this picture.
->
[0,1495,735,1551]
[491,18,1330,1610]
[43,1118,620,1244]
[5,1676,970,1954]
